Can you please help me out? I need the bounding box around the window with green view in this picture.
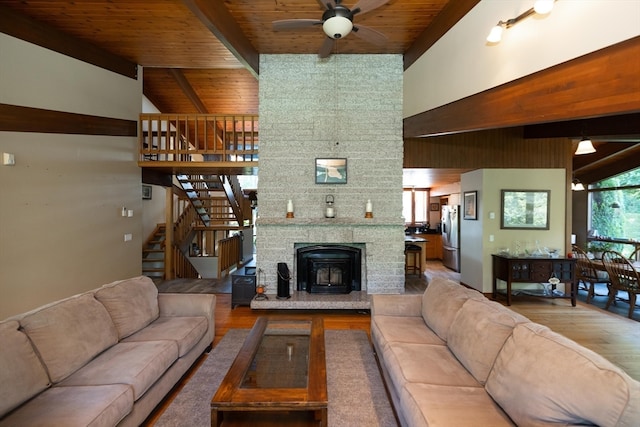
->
[589,166,640,256]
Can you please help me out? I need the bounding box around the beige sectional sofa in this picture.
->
[0,276,215,427]
[371,277,640,427]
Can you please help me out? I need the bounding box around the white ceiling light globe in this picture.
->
[323,16,353,39]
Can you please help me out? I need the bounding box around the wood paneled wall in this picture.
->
[404,127,572,170]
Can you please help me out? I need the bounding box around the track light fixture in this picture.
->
[487,0,556,43]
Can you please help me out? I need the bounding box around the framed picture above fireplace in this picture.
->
[315,158,347,184]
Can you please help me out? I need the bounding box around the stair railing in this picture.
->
[172,243,199,278]
[139,114,258,163]
[218,234,242,277]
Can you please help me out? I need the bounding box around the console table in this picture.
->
[492,254,577,306]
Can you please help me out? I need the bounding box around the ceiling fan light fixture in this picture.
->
[323,15,353,39]
[575,137,596,155]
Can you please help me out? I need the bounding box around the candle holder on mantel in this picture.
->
[325,195,335,218]
[365,199,373,218]
[286,199,294,218]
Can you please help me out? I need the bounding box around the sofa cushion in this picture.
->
[447,298,528,385]
[372,315,445,356]
[60,340,178,400]
[400,383,514,427]
[122,316,208,357]
[383,342,481,389]
[421,277,481,341]
[486,322,640,427]
[95,276,160,339]
[0,320,51,418]
[0,384,133,427]
[20,293,119,383]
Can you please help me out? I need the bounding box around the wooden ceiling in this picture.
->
[2,0,638,188]
[0,0,465,115]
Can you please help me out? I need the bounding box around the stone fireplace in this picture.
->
[296,244,362,294]
[254,54,405,298]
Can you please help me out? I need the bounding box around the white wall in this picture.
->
[0,34,143,318]
[404,0,640,118]
[460,168,567,293]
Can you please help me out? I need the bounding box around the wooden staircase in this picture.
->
[176,173,249,227]
[142,224,166,279]
[138,113,256,280]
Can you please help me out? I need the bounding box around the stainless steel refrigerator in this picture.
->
[441,205,460,272]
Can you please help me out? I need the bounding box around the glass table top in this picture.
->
[241,319,311,389]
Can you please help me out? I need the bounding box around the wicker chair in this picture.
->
[572,245,610,304]
[601,250,640,319]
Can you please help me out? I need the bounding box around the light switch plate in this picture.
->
[3,153,15,166]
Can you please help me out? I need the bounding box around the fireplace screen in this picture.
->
[316,266,343,286]
[296,245,361,294]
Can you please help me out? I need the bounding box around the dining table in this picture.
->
[590,257,640,273]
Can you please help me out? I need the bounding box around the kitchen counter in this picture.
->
[405,235,428,243]
[404,234,443,273]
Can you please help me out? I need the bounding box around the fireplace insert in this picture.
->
[296,245,361,294]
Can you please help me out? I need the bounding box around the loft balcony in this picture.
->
[138,113,259,175]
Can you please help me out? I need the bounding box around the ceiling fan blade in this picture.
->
[315,0,337,10]
[351,0,390,16]
[318,37,336,58]
[352,25,388,46]
[272,19,323,31]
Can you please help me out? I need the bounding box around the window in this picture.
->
[588,166,640,256]
[403,188,429,224]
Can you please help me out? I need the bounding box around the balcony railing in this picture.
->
[139,114,258,163]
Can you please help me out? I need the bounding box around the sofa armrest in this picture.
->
[157,293,216,338]
[371,294,423,317]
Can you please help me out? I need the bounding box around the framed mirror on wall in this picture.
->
[501,190,550,230]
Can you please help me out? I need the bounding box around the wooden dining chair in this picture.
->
[601,250,640,319]
[572,245,610,304]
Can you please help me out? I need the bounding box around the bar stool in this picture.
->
[405,244,422,276]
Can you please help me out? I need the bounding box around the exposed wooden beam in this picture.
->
[0,4,138,79]
[404,0,480,70]
[404,37,640,138]
[575,144,640,184]
[182,0,259,78]
[524,113,640,139]
[573,142,638,171]
[169,69,209,114]
[0,103,136,136]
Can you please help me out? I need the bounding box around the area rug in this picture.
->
[155,329,398,426]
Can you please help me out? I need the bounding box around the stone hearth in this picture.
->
[250,290,371,310]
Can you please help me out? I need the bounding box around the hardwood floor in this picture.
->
[144,260,640,425]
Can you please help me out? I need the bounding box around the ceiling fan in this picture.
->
[272,0,390,58]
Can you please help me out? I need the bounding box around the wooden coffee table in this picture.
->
[210,316,327,426]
